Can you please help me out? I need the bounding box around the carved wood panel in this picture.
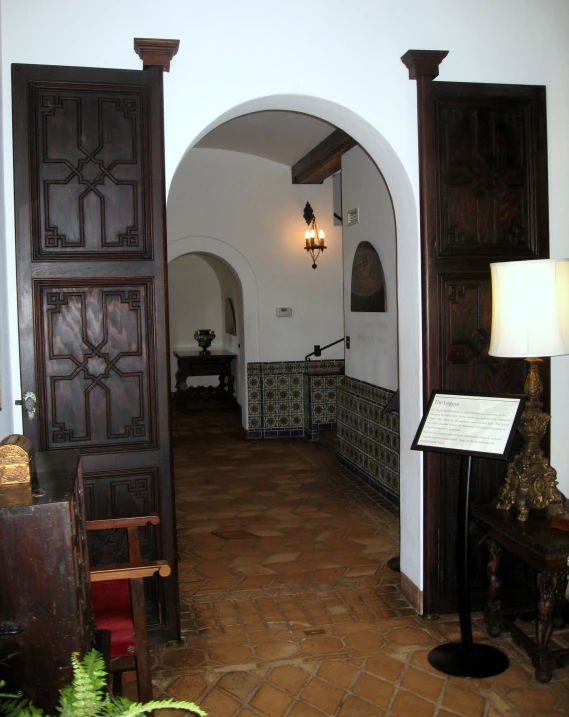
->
[441,275,525,394]
[35,280,156,451]
[29,83,152,259]
[13,63,179,641]
[83,469,158,557]
[83,467,161,626]
[423,81,549,614]
[436,99,540,257]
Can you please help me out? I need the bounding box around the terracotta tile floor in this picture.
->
[150,409,569,716]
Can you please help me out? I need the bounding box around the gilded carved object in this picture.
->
[0,434,34,484]
[496,359,566,521]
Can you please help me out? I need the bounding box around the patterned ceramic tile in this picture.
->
[337,378,399,498]
[248,361,342,437]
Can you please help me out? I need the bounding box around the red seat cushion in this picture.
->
[91,580,136,658]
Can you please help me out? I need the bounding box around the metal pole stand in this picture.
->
[427,455,510,678]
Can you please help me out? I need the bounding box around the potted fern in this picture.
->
[0,650,206,717]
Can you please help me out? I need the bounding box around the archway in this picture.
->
[168,236,259,424]
[166,97,423,605]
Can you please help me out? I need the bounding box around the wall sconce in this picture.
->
[303,201,326,269]
[488,258,569,520]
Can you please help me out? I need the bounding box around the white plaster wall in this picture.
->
[168,253,243,405]
[211,257,242,404]
[207,257,240,355]
[0,0,568,596]
[168,253,224,390]
[167,149,345,363]
[342,146,398,391]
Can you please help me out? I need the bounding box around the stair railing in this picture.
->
[305,337,345,361]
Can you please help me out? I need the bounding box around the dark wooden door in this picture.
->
[423,81,549,614]
[12,63,179,641]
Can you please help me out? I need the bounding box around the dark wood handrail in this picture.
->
[305,337,345,361]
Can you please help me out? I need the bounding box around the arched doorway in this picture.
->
[168,238,259,422]
[166,97,422,606]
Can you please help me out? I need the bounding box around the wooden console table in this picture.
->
[174,350,236,410]
[473,503,569,683]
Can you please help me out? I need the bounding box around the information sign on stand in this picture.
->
[412,391,524,679]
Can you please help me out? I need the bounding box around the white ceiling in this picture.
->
[195,111,336,166]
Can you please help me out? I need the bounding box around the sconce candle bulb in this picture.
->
[303,201,327,269]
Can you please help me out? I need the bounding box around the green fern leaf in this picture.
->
[57,651,107,717]
[0,682,45,717]
[102,699,206,717]
[0,652,207,717]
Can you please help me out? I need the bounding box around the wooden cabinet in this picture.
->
[0,451,94,709]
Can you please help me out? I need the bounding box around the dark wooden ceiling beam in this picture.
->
[291,128,356,184]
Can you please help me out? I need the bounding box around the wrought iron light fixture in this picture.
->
[303,201,326,269]
[488,258,569,520]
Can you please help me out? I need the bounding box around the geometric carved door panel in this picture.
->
[404,63,550,615]
[13,62,179,641]
[32,85,153,260]
[37,281,155,450]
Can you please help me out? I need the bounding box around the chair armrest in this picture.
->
[86,514,160,531]
[90,559,171,582]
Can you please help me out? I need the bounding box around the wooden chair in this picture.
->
[86,514,171,702]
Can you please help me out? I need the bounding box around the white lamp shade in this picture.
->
[488,259,569,358]
[556,259,569,350]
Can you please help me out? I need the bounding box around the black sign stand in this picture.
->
[412,391,524,678]
[427,453,509,677]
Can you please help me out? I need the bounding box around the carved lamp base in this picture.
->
[496,359,567,521]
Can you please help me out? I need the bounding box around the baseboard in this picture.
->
[400,571,423,614]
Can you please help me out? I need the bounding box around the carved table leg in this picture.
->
[227,371,235,404]
[534,571,559,683]
[174,367,188,410]
[485,538,503,638]
[218,371,227,401]
[553,573,568,629]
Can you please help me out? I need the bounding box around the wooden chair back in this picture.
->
[86,514,171,702]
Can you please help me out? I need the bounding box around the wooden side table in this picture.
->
[473,504,569,683]
[173,350,236,410]
[0,451,94,708]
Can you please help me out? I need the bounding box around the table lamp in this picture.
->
[488,258,569,521]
